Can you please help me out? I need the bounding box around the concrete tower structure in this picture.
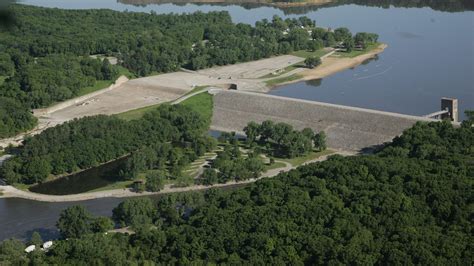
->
[441,98,458,122]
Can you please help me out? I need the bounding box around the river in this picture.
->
[2,0,473,241]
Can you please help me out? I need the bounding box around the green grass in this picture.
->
[334,42,382,58]
[116,87,213,121]
[0,76,6,86]
[279,149,334,166]
[77,80,114,97]
[291,49,329,59]
[265,74,302,87]
[13,183,33,191]
[88,180,135,193]
[260,64,299,79]
[116,65,135,79]
[180,92,213,124]
[115,104,162,121]
[183,85,209,96]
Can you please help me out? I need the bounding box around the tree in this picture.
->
[304,56,322,69]
[24,157,51,184]
[301,128,315,140]
[112,198,157,226]
[0,239,27,264]
[29,232,43,247]
[145,171,165,192]
[313,131,327,151]
[0,52,14,76]
[260,120,275,142]
[343,38,355,53]
[244,121,260,144]
[201,168,218,185]
[334,27,352,42]
[308,39,323,52]
[57,206,93,239]
[91,217,115,233]
[462,110,474,128]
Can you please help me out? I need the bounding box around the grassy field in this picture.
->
[180,92,214,124]
[183,85,209,96]
[265,74,302,87]
[279,149,334,166]
[115,104,162,121]
[76,80,113,97]
[117,88,213,121]
[334,42,381,58]
[260,64,299,79]
[116,65,135,79]
[13,183,33,191]
[88,180,134,193]
[291,48,329,59]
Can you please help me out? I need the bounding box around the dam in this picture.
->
[210,90,441,152]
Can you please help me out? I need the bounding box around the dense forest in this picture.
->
[1,120,472,264]
[0,104,213,184]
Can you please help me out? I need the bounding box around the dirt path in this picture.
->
[0,151,350,203]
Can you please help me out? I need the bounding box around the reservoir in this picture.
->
[2,0,473,241]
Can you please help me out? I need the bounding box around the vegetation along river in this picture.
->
[2,0,473,241]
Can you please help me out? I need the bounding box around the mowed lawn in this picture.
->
[180,92,214,124]
[116,91,213,122]
[291,48,330,59]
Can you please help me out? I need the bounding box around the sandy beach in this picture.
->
[272,43,388,87]
[301,44,388,80]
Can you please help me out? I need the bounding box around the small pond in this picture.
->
[29,158,126,195]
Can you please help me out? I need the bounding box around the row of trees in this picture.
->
[244,120,326,158]
[1,120,471,264]
[0,104,211,184]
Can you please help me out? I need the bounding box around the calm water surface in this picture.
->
[3,0,473,241]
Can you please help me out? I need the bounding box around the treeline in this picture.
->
[0,104,212,184]
[1,120,472,264]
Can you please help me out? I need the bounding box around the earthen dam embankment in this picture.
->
[211,90,438,152]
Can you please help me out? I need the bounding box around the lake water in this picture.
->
[2,0,473,241]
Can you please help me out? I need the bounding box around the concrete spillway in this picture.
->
[211,90,438,152]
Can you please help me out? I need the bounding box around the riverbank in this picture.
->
[267,43,388,87]
[0,151,352,202]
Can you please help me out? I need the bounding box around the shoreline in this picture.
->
[269,43,388,88]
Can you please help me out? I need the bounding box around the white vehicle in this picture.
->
[24,245,36,253]
[43,241,53,249]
